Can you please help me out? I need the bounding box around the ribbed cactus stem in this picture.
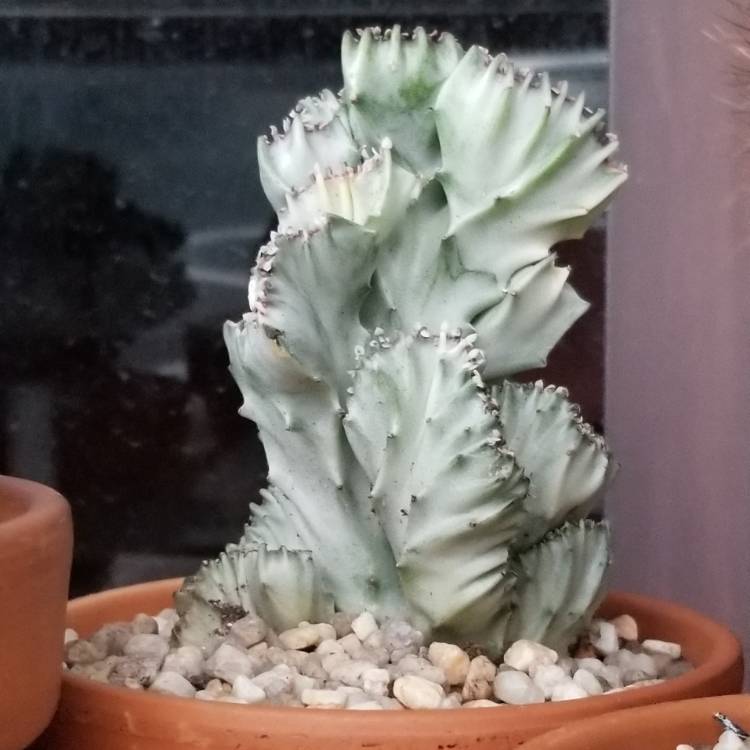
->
[176,26,626,656]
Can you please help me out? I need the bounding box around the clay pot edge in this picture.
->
[59,578,744,731]
[520,693,750,749]
[0,475,72,559]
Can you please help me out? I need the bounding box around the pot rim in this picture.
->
[60,578,744,733]
[520,693,750,749]
[0,474,71,552]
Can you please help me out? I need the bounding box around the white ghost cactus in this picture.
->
[175,26,627,656]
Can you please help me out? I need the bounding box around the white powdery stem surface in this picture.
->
[63,610,692,709]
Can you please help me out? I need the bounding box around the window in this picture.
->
[0,0,608,594]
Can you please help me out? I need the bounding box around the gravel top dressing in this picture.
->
[64,608,692,710]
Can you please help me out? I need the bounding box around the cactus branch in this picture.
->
[176,26,626,656]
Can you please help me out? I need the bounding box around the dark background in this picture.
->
[0,0,608,596]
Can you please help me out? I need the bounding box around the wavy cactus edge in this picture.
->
[175,25,626,660]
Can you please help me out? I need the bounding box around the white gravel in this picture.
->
[64,608,693,710]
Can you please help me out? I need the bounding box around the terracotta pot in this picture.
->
[39,578,743,750]
[0,476,73,750]
[521,694,750,749]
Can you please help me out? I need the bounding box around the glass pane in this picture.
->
[0,0,608,595]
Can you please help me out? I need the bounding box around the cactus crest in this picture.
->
[176,27,626,656]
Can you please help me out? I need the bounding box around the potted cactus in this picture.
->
[40,27,742,750]
[0,476,72,750]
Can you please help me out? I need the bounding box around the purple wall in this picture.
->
[608,0,750,673]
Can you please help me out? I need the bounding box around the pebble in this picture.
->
[150,671,196,699]
[278,623,323,650]
[248,642,269,659]
[340,686,370,707]
[716,732,749,750]
[623,678,664,690]
[330,612,354,638]
[688,732,749,750]
[276,649,308,671]
[66,607,690,711]
[300,654,327,680]
[531,664,570,699]
[194,679,228,702]
[231,675,267,703]
[622,668,652,686]
[205,678,229,696]
[362,667,390,696]
[593,621,620,656]
[204,643,253,683]
[154,608,179,640]
[69,655,121,682]
[132,614,159,635]
[393,675,445,709]
[351,612,379,642]
[229,614,267,648]
[301,688,347,708]
[66,639,107,666]
[339,633,369,660]
[349,701,384,710]
[124,634,169,665]
[440,692,462,709]
[599,664,624,689]
[110,656,160,687]
[395,655,446,685]
[557,657,575,676]
[321,652,350,674]
[316,638,345,657]
[381,619,423,661]
[292,673,321,697]
[461,656,496,701]
[503,640,558,673]
[315,623,338,643]
[610,614,639,642]
[328,659,378,687]
[91,623,133,656]
[162,646,203,683]
[643,639,682,659]
[377,696,405,710]
[630,652,658,678]
[576,656,606,677]
[493,670,545,705]
[64,628,79,645]
[278,694,306,707]
[428,643,470,686]
[550,680,588,701]
[573,668,603,696]
[365,646,390,667]
[363,630,385,649]
[252,664,294,697]
[265,646,290,666]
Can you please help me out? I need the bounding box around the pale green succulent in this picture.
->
[175,27,627,657]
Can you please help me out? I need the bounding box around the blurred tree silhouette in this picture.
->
[0,147,197,592]
[0,147,193,373]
